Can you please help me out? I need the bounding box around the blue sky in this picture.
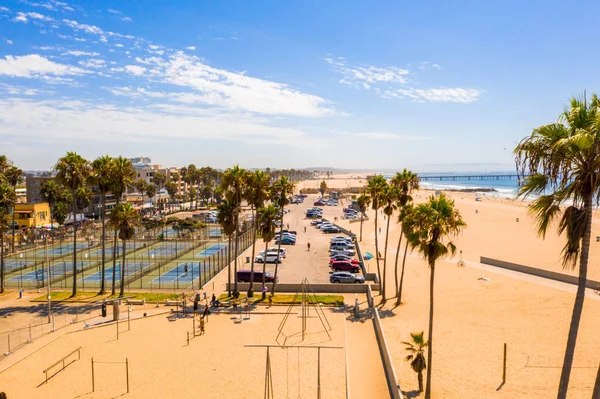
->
[1,1,599,171]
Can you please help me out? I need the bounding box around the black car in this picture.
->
[322,226,341,234]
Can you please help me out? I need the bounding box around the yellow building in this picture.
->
[13,202,51,228]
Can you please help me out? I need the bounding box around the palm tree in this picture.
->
[403,331,428,392]
[270,176,294,295]
[135,179,148,206]
[390,169,420,305]
[146,183,157,209]
[109,157,136,295]
[514,93,600,398]
[319,180,328,198]
[220,165,247,294]
[407,193,466,399]
[90,156,114,294]
[40,180,64,242]
[217,198,237,296]
[108,203,141,297]
[0,182,16,293]
[4,165,22,253]
[243,170,271,297]
[366,175,387,287]
[54,152,91,297]
[257,204,278,287]
[395,204,415,307]
[356,194,370,242]
[165,181,178,212]
[380,184,398,302]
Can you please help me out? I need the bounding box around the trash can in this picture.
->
[245,256,250,263]
[19,290,24,299]
[113,301,120,321]
[101,303,107,317]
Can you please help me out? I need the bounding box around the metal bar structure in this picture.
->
[43,346,82,384]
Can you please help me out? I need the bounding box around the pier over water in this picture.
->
[418,174,521,181]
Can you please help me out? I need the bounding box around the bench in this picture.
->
[126,298,146,306]
[165,299,185,307]
[213,300,231,308]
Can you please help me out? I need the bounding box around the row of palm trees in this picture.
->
[216,166,294,298]
[0,156,22,293]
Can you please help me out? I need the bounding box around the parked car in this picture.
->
[342,213,360,220]
[310,219,323,226]
[330,241,354,251]
[319,223,334,230]
[281,230,297,235]
[275,232,296,239]
[330,248,356,257]
[330,261,360,273]
[276,236,296,245]
[255,252,282,263]
[330,255,359,265]
[237,270,278,283]
[322,226,341,233]
[330,236,352,243]
[313,201,325,206]
[330,272,364,284]
[261,248,287,258]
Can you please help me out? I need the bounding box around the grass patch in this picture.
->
[217,293,344,306]
[31,291,180,303]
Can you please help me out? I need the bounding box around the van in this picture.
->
[236,270,278,283]
[330,242,354,251]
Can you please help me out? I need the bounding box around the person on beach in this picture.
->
[193,298,199,314]
[199,315,205,335]
[203,302,210,321]
[304,226,307,233]
[262,284,268,300]
[307,242,311,251]
[183,263,188,276]
[210,293,216,306]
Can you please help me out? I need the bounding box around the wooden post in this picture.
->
[187,331,190,346]
[91,358,95,392]
[317,347,321,399]
[592,362,600,399]
[116,315,119,340]
[502,343,507,383]
[29,324,32,343]
[126,358,130,393]
[127,306,131,331]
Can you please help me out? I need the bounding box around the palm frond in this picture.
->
[528,195,561,238]
[557,206,587,268]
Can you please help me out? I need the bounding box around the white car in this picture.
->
[260,248,287,258]
[255,252,282,263]
[331,236,352,242]
[330,248,356,257]
[319,223,334,230]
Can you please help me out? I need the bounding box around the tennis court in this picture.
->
[196,243,227,257]
[89,242,143,257]
[140,242,192,258]
[82,262,152,283]
[150,262,205,285]
[3,260,30,272]
[33,242,91,257]
[9,261,91,283]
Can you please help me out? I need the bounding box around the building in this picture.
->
[25,175,55,203]
[13,202,51,228]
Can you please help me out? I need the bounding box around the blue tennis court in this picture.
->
[82,262,152,283]
[33,242,90,257]
[3,260,29,271]
[89,242,143,257]
[140,242,192,258]
[9,261,91,282]
[196,243,228,257]
[150,262,206,285]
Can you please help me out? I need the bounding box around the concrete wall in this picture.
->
[227,282,379,294]
[480,257,600,288]
[372,308,404,399]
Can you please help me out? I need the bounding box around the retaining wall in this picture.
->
[480,257,600,288]
[372,308,404,399]
[227,282,379,294]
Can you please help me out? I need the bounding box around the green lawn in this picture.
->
[217,293,344,306]
[31,291,180,303]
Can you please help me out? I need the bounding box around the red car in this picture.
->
[329,255,359,265]
[330,261,360,273]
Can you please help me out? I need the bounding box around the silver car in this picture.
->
[329,272,365,284]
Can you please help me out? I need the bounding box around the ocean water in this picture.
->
[384,172,519,199]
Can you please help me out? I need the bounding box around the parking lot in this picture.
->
[255,194,358,285]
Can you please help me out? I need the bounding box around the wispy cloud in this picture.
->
[387,88,482,103]
[107,9,121,14]
[62,19,103,35]
[5,39,13,45]
[325,57,409,88]
[78,58,105,68]
[124,65,146,76]
[0,54,88,78]
[20,0,74,12]
[341,131,434,140]
[62,50,99,56]
[185,46,196,51]
[121,16,132,22]
[0,6,10,12]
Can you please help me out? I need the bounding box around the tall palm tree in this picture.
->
[257,204,278,288]
[90,156,114,294]
[40,180,63,242]
[109,157,136,295]
[514,93,600,398]
[0,183,16,294]
[407,193,466,399]
[165,181,178,213]
[146,183,157,209]
[391,169,420,305]
[356,194,370,242]
[220,165,247,294]
[217,198,237,296]
[4,165,22,253]
[54,152,91,297]
[403,331,428,392]
[319,180,328,198]
[381,184,398,302]
[270,176,294,295]
[135,179,148,206]
[108,203,141,297]
[395,204,415,307]
[366,175,387,287]
[244,170,271,296]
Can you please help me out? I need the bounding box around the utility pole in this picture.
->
[45,235,51,323]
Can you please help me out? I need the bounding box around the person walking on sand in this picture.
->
[199,315,205,335]
[307,242,311,251]
[203,301,210,321]
[304,226,307,233]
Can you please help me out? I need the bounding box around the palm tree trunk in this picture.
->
[359,216,363,242]
[592,363,600,399]
[119,239,126,297]
[111,199,121,295]
[233,216,239,294]
[271,213,285,296]
[262,241,269,286]
[374,211,382,290]
[227,235,232,296]
[418,370,424,392]
[393,230,404,300]
[248,206,257,296]
[396,239,409,307]
[99,194,106,294]
[11,198,16,253]
[71,194,78,297]
[425,260,435,399]
[556,199,592,399]
[381,215,391,302]
[1,233,5,293]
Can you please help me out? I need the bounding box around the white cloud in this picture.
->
[419,61,442,70]
[114,43,124,48]
[325,57,409,87]
[13,14,29,23]
[346,132,433,140]
[388,88,482,103]
[13,11,54,23]
[0,54,88,78]
[21,1,73,11]
[5,40,13,45]
[78,58,105,68]
[107,9,121,14]
[0,6,10,12]
[121,16,132,22]
[0,84,45,96]
[148,44,160,50]
[62,50,99,56]
[162,53,334,116]
[185,46,196,51]
[124,65,146,76]
[62,19,103,35]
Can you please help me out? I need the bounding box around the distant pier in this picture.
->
[418,174,521,182]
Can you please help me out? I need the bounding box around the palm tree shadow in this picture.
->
[402,389,422,398]
[377,308,396,319]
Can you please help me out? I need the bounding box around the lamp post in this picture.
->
[45,235,51,323]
